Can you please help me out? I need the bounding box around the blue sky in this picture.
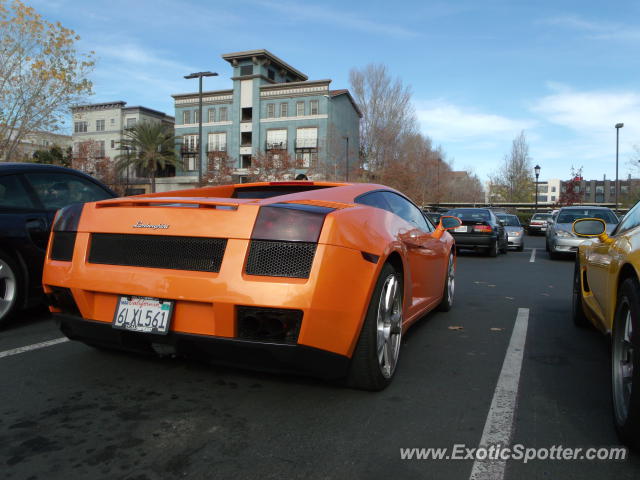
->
[28,0,640,182]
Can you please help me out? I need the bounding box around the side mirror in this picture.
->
[439,216,462,230]
[573,218,606,237]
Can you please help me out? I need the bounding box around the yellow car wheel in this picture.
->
[571,259,589,328]
[612,278,640,450]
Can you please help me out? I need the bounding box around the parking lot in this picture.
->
[1,234,639,480]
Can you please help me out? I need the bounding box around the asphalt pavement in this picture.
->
[1,235,639,480]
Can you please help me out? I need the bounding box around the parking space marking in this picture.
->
[469,307,529,480]
[0,337,69,359]
[529,248,536,263]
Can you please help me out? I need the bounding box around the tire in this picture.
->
[500,235,508,254]
[347,262,403,391]
[488,240,498,257]
[0,249,22,328]
[545,239,550,252]
[517,243,524,252]
[437,252,455,312]
[571,258,589,327]
[611,277,640,450]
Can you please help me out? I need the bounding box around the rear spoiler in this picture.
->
[95,198,240,210]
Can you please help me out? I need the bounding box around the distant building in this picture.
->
[561,177,640,204]
[535,178,561,204]
[70,101,175,193]
[172,49,361,184]
[8,130,72,160]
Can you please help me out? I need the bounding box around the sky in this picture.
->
[24,0,640,183]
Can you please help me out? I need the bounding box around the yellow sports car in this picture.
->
[572,211,640,450]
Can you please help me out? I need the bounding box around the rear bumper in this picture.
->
[451,234,495,248]
[528,225,546,233]
[507,235,524,248]
[56,314,350,379]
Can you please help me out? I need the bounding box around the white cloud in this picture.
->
[543,15,640,42]
[416,101,535,143]
[251,0,419,38]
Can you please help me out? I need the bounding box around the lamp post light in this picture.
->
[615,123,624,212]
[184,71,218,185]
[534,164,541,213]
[342,135,349,181]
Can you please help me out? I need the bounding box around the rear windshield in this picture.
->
[556,209,619,224]
[445,209,491,222]
[233,185,331,199]
[531,213,552,220]
[497,214,521,226]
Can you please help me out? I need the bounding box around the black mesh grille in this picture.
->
[89,233,227,272]
[50,232,77,261]
[245,240,317,278]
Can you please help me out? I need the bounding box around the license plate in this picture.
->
[454,226,468,233]
[112,296,173,335]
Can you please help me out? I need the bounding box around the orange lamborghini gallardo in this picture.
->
[42,181,461,390]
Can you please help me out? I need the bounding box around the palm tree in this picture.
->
[115,121,179,193]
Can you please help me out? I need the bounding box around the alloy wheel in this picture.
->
[0,258,17,320]
[613,305,634,425]
[376,274,402,379]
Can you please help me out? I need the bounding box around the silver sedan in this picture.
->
[546,206,619,259]
[497,214,525,251]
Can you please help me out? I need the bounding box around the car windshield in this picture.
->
[531,214,551,220]
[497,214,520,226]
[556,209,619,224]
[445,209,490,221]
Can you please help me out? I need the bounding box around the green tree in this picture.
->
[0,0,94,160]
[32,145,71,166]
[115,122,179,193]
[489,131,535,202]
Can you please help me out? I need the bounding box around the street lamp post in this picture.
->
[615,123,624,212]
[534,164,541,213]
[184,71,218,185]
[342,135,349,181]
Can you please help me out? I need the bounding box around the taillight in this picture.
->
[50,203,84,261]
[251,203,332,242]
[473,225,492,233]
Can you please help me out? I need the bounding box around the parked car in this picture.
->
[496,213,525,251]
[443,208,508,256]
[546,206,619,259]
[571,208,640,449]
[42,181,462,390]
[0,163,116,326]
[528,212,552,235]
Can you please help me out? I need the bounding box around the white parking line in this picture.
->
[0,337,69,359]
[529,248,536,263]
[469,307,529,480]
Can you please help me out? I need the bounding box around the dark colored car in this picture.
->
[423,211,442,225]
[0,163,116,326]
[444,208,508,256]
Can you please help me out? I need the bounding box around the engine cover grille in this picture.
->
[245,240,317,278]
[89,233,227,272]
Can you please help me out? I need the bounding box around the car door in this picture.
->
[586,203,640,324]
[382,192,447,315]
[0,173,50,292]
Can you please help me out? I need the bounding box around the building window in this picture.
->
[126,118,137,128]
[280,103,288,117]
[74,121,87,133]
[585,185,591,194]
[551,186,556,192]
[182,135,199,171]
[96,119,105,131]
[610,185,616,195]
[296,102,304,116]
[268,69,275,80]
[310,100,319,115]
[240,65,253,76]
[110,118,115,126]
[266,129,287,150]
[295,127,318,148]
[208,108,216,123]
[296,151,317,168]
[193,110,200,124]
[208,132,227,152]
[96,140,105,157]
[219,107,228,122]
[551,196,556,201]
[267,104,275,118]
[111,140,115,149]
[183,111,191,125]
[622,185,629,194]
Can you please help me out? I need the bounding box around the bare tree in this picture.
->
[248,150,296,182]
[489,131,535,202]
[0,0,94,160]
[201,151,234,185]
[349,64,416,175]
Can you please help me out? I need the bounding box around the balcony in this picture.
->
[266,141,287,150]
[295,138,317,149]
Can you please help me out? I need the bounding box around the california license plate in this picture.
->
[112,296,173,335]
[455,226,468,233]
